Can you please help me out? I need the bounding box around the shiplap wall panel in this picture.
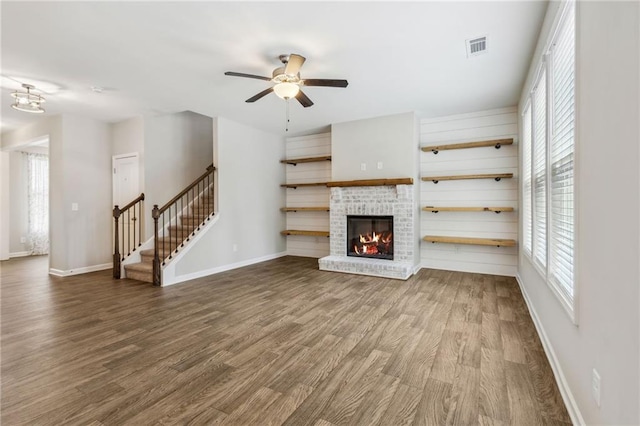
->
[284,133,331,258]
[420,108,518,276]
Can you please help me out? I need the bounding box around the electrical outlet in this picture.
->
[377,161,383,170]
[71,202,78,211]
[360,163,366,171]
[592,368,601,407]
[233,244,238,252]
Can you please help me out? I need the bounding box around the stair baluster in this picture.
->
[151,164,216,286]
[112,193,145,278]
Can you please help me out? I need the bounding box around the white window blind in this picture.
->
[550,5,575,304]
[532,70,547,268]
[522,105,533,253]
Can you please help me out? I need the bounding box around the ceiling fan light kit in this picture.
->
[273,82,300,100]
[11,83,46,114]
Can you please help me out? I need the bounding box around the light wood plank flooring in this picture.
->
[1,255,571,425]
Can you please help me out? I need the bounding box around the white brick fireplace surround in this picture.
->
[319,184,415,279]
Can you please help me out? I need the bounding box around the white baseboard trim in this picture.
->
[9,251,31,258]
[49,263,111,277]
[163,251,287,287]
[515,273,585,426]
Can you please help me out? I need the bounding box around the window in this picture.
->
[522,105,532,253]
[532,70,547,269]
[25,152,49,255]
[549,5,575,305]
[521,1,575,317]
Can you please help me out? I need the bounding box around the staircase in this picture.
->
[117,165,216,285]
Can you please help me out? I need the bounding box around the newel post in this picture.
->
[152,204,161,286]
[113,205,121,279]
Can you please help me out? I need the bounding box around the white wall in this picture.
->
[331,112,417,181]
[284,133,331,258]
[517,2,639,425]
[8,151,28,255]
[0,151,9,260]
[420,107,519,276]
[172,117,285,278]
[143,111,213,238]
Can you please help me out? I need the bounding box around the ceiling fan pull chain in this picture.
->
[285,98,290,132]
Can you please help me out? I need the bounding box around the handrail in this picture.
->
[152,164,216,286]
[157,164,215,214]
[119,192,145,212]
[113,193,145,279]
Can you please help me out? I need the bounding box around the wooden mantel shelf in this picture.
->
[423,206,514,213]
[281,207,330,212]
[281,230,330,237]
[423,235,516,247]
[281,182,330,188]
[280,156,332,165]
[421,173,513,183]
[326,178,413,187]
[421,138,514,154]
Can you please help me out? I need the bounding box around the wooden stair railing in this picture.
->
[151,164,216,286]
[113,193,145,278]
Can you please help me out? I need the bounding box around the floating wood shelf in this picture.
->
[281,182,330,188]
[421,138,514,154]
[422,206,514,213]
[280,156,332,165]
[281,230,330,237]
[423,235,516,247]
[421,173,513,184]
[281,207,330,212]
[327,178,413,187]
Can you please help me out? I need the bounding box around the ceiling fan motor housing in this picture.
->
[272,67,300,83]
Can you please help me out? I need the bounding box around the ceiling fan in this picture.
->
[224,54,348,108]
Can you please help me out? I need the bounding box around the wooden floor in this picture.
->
[1,255,571,425]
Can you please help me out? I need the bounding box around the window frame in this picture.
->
[521,0,577,323]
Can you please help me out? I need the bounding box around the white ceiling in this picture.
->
[0,1,547,137]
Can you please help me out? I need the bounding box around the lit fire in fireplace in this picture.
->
[353,231,393,256]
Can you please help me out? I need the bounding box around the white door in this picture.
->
[113,154,140,256]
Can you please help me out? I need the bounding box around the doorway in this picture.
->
[112,153,141,256]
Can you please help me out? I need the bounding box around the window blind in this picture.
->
[550,6,575,303]
[532,70,547,268]
[522,105,533,253]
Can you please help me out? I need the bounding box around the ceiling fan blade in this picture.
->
[225,71,272,81]
[284,54,306,76]
[246,87,274,103]
[303,79,349,88]
[295,90,314,108]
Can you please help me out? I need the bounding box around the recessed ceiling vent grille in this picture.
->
[466,36,487,58]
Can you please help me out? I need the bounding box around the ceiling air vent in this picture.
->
[466,36,487,58]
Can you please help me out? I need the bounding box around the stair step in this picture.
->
[181,214,213,225]
[169,224,197,236]
[140,248,173,262]
[124,262,153,283]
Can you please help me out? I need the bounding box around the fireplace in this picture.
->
[347,215,394,260]
[319,184,415,280]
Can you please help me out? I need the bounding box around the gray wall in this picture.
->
[1,114,112,273]
[143,111,213,238]
[331,112,418,181]
[173,117,285,276]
